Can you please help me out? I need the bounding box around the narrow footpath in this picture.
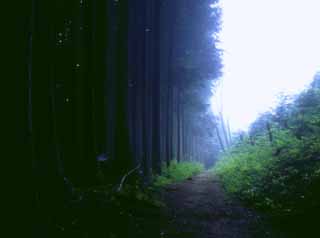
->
[160,172,286,238]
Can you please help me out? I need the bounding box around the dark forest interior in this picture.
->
[15,0,320,237]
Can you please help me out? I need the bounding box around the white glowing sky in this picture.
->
[211,0,320,132]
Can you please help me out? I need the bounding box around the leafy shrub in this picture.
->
[153,160,204,187]
[213,78,320,216]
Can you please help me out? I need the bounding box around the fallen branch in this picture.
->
[117,164,141,192]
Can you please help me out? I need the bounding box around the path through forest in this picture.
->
[160,172,285,238]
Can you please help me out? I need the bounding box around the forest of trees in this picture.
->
[20,1,223,237]
[15,0,320,237]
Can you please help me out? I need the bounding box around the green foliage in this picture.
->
[214,77,320,216]
[153,160,204,187]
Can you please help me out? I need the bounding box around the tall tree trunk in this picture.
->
[177,84,182,163]
[152,0,162,174]
[266,122,273,144]
[114,0,132,175]
[220,111,230,148]
[215,125,225,152]
[226,118,232,144]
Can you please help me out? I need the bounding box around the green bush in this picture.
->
[214,128,320,214]
[153,160,204,187]
[214,136,272,200]
[213,79,320,215]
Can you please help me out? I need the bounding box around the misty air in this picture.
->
[24,1,320,237]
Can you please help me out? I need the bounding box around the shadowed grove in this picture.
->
[16,1,320,237]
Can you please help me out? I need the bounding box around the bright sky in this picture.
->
[211,0,320,132]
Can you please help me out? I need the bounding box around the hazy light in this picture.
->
[211,0,320,132]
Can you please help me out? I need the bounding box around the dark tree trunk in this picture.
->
[177,81,182,163]
[152,0,162,174]
[266,122,273,144]
[114,0,132,175]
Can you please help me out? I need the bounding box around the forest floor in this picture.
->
[54,171,299,237]
[157,171,287,238]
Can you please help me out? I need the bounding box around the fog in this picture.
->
[211,0,320,131]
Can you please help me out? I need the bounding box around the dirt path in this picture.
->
[160,172,285,238]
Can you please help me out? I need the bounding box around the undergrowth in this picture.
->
[213,133,320,213]
[61,160,204,236]
[152,160,204,187]
[213,77,320,229]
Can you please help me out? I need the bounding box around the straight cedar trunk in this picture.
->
[192,136,196,161]
[26,1,38,236]
[157,1,174,164]
[182,108,187,160]
[89,0,98,157]
[87,0,108,163]
[159,0,170,168]
[215,125,225,152]
[114,0,132,175]
[145,0,154,178]
[165,82,172,167]
[165,17,174,166]
[139,0,151,180]
[226,119,232,144]
[73,0,87,185]
[29,1,36,221]
[134,0,147,170]
[152,0,162,174]
[65,0,91,186]
[128,0,140,165]
[166,0,177,165]
[142,66,149,179]
[105,0,117,170]
[92,0,108,157]
[31,2,70,236]
[29,0,35,170]
[220,111,230,149]
[53,0,82,186]
[128,0,138,165]
[177,82,182,163]
[127,0,159,181]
